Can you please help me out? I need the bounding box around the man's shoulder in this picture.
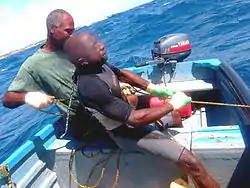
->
[105,63,121,76]
[78,75,108,94]
[21,49,47,68]
[21,49,70,71]
[79,74,102,85]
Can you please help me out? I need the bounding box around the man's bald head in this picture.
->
[64,33,107,67]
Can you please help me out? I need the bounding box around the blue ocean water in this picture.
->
[0,0,250,163]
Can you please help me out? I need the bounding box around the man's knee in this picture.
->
[137,130,185,162]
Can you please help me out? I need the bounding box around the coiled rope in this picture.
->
[68,144,121,188]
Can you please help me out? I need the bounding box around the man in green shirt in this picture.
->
[2,9,76,111]
[1,9,86,138]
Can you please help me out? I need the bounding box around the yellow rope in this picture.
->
[191,100,250,108]
[37,109,65,117]
[0,164,17,188]
[35,97,250,117]
[81,149,100,159]
[7,179,17,188]
[69,146,106,188]
[111,150,122,188]
[33,98,79,117]
[134,88,250,109]
[68,145,121,188]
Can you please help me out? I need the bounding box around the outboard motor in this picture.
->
[151,33,191,62]
[136,33,191,67]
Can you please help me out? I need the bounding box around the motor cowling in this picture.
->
[151,33,191,62]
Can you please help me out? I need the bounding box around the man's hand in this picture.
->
[146,83,174,98]
[168,92,191,110]
[24,92,55,109]
[120,82,136,96]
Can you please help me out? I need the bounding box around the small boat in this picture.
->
[1,33,250,188]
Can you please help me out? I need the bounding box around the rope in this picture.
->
[60,71,77,138]
[0,164,17,188]
[7,178,17,188]
[68,144,121,188]
[36,109,65,117]
[35,87,250,118]
[134,88,250,108]
[112,150,122,188]
[34,97,80,117]
[191,100,250,108]
[38,98,250,117]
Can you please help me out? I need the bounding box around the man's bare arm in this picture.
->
[119,70,149,90]
[118,70,173,97]
[2,92,26,108]
[127,103,174,127]
[2,91,54,109]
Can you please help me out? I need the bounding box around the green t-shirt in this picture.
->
[8,48,80,116]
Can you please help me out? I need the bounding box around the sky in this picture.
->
[0,0,152,56]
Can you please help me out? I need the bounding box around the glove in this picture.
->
[146,83,173,97]
[168,92,191,110]
[120,82,136,96]
[25,92,55,109]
